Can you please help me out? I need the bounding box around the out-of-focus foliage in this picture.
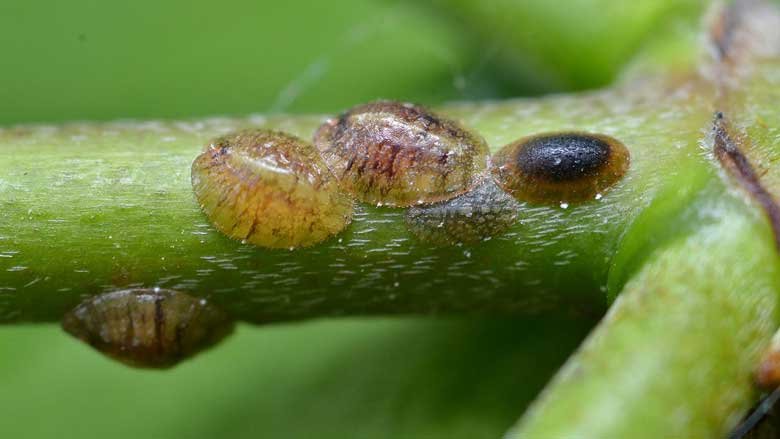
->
[0,0,488,124]
[0,0,704,124]
[0,318,592,439]
[427,0,706,92]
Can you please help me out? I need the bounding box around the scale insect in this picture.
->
[61,288,234,369]
[313,100,490,207]
[191,129,354,249]
[491,132,630,205]
[405,178,521,245]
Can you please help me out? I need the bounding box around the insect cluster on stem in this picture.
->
[191,100,630,248]
[61,100,632,368]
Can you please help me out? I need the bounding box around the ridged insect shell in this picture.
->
[62,289,234,369]
[191,129,353,249]
[313,101,490,207]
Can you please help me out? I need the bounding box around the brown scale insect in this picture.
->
[313,100,490,207]
[405,177,521,245]
[491,132,630,205]
[191,129,353,249]
[61,288,234,369]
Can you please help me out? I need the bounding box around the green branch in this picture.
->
[0,73,712,323]
[512,182,780,438]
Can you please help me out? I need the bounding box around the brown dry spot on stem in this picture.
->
[61,288,234,369]
[490,132,629,205]
[313,101,489,207]
[736,331,780,437]
[757,353,780,391]
[191,130,353,249]
[713,113,780,250]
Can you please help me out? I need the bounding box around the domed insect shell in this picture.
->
[313,100,490,207]
[191,129,353,249]
[61,288,234,369]
[491,132,630,205]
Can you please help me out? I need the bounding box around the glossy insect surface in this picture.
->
[191,129,353,249]
[62,288,234,369]
[491,132,629,205]
[313,101,489,207]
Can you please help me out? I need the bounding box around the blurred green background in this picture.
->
[0,0,703,125]
[0,0,703,437]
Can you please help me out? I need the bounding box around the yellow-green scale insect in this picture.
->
[491,132,630,205]
[313,101,490,207]
[62,288,234,369]
[191,130,354,249]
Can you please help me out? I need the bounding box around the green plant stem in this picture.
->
[0,74,712,323]
[511,182,780,438]
[510,3,780,436]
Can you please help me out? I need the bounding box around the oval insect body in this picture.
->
[191,129,353,249]
[313,101,489,207]
[491,132,630,205]
[61,289,234,369]
[405,178,521,245]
